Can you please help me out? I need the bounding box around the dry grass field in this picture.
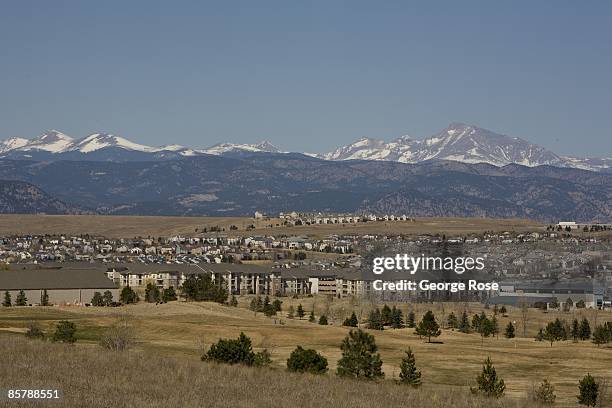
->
[1,298,610,407]
[0,335,537,408]
[0,214,543,238]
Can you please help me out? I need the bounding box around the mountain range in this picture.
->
[0,123,610,221]
[1,123,610,172]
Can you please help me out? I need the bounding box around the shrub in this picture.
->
[253,349,272,367]
[203,332,255,366]
[52,320,77,343]
[25,322,45,340]
[532,379,556,404]
[286,346,328,374]
[100,315,135,351]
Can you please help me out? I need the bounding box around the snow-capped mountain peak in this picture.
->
[21,130,74,153]
[202,140,282,155]
[70,133,156,153]
[0,137,29,154]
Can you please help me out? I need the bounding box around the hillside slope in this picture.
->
[0,180,84,215]
[0,335,533,408]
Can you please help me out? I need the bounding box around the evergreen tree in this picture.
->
[533,379,556,404]
[447,312,458,329]
[499,306,507,314]
[102,290,114,306]
[579,318,591,340]
[592,325,610,347]
[535,328,545,342]
[336,329,384,379]
[287,305,295,319]
[398,348,421,387]
[120,286,139,304]
[406,311,416,328]
[343,312,358,327]
[390,306,404,329]
[296,304,305,319]
[471,357,505,398]
[491,315,499,338]
[15,290,27,306]
[91,291,104,306]
[272,299,282,312]
[203,332,255,365]
[367,308,384,330]
[458,310,471,333]
[543,318,567,347]
[229,295,238,307]
[415,310,441,343]
[286,346,328,374]
[504,321,515,339]
[571,318,580,341]
[318,315,328,325]
[144,283,161,303]
[381,304,392,326]
[577,374,598,407]
[2,290,11,307]
[40,289,49,306]
[308,310,316,322]
[52,320,77,343]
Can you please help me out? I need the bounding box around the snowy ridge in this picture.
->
[0,125,609,171]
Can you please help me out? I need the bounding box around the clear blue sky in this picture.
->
[1,0,610,156]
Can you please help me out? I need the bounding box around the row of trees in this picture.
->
[535,318,612,347]
[3,290,50,307]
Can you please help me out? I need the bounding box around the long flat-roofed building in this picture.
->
[0,263,119,306]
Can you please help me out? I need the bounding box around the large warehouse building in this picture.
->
[0,263,119,306]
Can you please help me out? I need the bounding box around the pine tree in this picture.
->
[343,312,358,327]
[318,315,328,325]
[447,312,458,329]
[287,305,295,319]
[571,318,580,341]
[229,295,238,307]
[579,318,591,340]
[592,325,610,347]
[504,321,515,339]
[390,306,404,329]
[40,289,49,306]
[308,310,316,322]
[471,357,505,398]
[286,346,328,374]
[458,310,471,333]
[491,315,499,338]
[3,290,12,307]
[91,292,104,306]
[120,286,139,304]
[336,329,384,379]
[415,310,441,343]
[15,290,27,306]
[543,318,567,347]
[398,348,421,387]
[296,304,305,319]
[102,290,114,306]
[381,304,392,326]
[577,373,598,407]
[145,283,161,303]
[406,311,416,328]
[367,308,384,330]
